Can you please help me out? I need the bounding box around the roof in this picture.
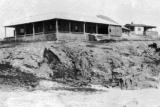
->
[5,12,121,27]
[122,26,131,31]
[125,23,156,28]
[97,15,119,25]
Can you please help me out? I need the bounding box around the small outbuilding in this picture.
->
[4,12,122,42]
[125,23,158,37]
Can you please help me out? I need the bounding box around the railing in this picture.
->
[4,32,56,42]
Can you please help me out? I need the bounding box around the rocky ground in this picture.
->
[0,40,160,106]
[0,40,160,89]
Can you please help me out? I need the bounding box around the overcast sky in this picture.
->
[0,0,160,38]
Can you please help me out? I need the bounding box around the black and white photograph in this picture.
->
[0,0,160,107]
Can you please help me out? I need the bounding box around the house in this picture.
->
[125,23,158,37]
[4,12,122,42]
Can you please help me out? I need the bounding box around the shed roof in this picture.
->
[122,26,131,31]
[125,23,156,28]
[5,12,121,27]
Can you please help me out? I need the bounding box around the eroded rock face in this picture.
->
[0,41,160,89]
[0,45,44,87]
[0,42,95,87]
[40,45,95,86]
[0,64,39,87]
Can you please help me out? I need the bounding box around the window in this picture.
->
[49,25,53,30]
[16,25,25,35]
[71,21,83,33]
[20,28,24,33]
[138,28,141,31]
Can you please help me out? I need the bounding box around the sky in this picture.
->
[0,0,160,38]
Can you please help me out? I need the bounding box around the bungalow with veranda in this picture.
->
[4,12,122,42]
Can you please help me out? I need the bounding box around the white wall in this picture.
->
[134,27,144,35]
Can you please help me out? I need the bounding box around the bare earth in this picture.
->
[0,85,160,107]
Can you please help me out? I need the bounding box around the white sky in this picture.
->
[0,0,160,38]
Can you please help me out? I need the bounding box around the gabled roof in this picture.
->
[97,15,119,25]
[5,12,121,27]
